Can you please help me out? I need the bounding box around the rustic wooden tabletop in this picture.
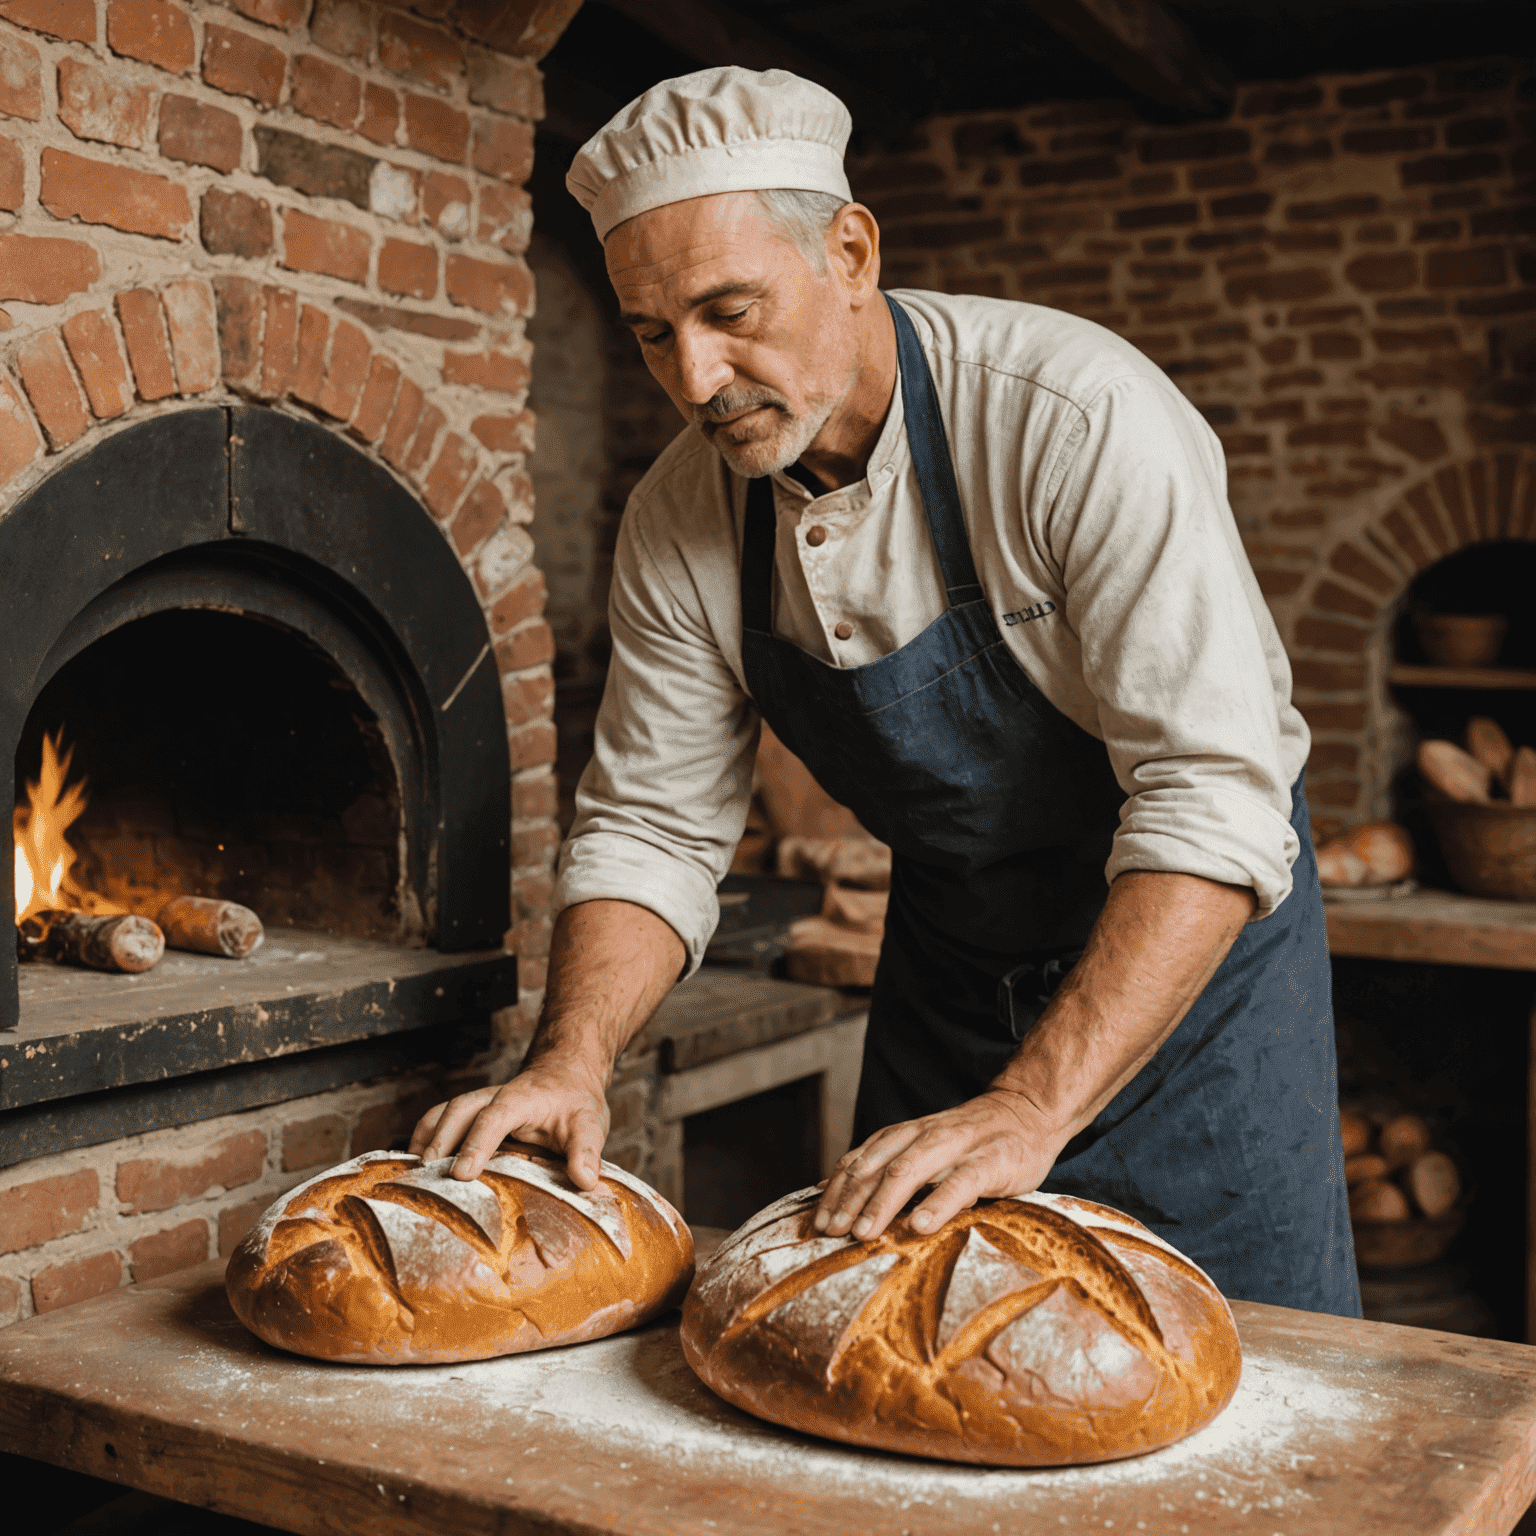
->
[2,1252,1535,1535]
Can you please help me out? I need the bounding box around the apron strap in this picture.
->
[738,293,983,637]
[886,294,984,605]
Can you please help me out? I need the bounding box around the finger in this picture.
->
[563,1106,609,1189]
[908,1160,990,1235]
[815,1124,926,1235]
[451,1095,539,1179]
[407,1101,448,1157]
[419,1088,498,1164]
[845,1129,971,1241]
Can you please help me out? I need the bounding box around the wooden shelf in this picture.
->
[1389,663,1536,690]
[1325,888,1536,970]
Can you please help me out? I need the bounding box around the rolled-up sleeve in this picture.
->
[551,497,758,974]
[1047,376,1301,917]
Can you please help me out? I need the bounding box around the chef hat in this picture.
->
[566,66,853,242]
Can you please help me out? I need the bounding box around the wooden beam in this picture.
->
[594,0,909,144]
[1021,0,1233,117]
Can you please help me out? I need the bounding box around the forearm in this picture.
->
[992,869,1254,1144]
[522,898,687,1085]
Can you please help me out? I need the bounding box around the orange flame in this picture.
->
[13,730,94,923]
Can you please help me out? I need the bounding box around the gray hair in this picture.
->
[755,189,847,271]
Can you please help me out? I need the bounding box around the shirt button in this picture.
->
[805,525,828,547]
[834,621,854,640]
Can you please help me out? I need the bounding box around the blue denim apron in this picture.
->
[738,296,1359,1316]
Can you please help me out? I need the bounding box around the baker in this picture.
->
[413,67,1359,1316]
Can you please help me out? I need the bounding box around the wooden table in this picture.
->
[3,1253,1536,1535]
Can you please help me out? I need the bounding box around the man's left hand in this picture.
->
[813,1088,1065,1241]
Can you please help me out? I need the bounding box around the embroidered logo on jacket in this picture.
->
[1002,601,1056,627]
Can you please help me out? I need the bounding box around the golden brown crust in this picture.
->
[226,1146,694,1364]
[679,1188,1241,1466]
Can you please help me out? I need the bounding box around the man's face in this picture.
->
[605,192,860,477]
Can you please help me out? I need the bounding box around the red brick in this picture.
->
[259,284,298,399]
[477,182,531,253]
[16,332,90,449]
[282,1113,348,1171]
[203,22,286,107]
[1289,419,1371,447]
[1291,659,1367,691]
[501,667,554,726]
[316,316,370,420]
[201,185,272,257]
[497,466,532,522]
[159,93,242,172]
[0,233,101,305]
[348,353,400,442]
[41,146,191,239]
[227,0,308,29]
[451,476,505,554]
[379,372,425,468]
[471,410,534,453]
[292,302,330,406]
[1425,246,1506,288]
[1377,411,1448,463]
[378,236,437,298]
[403,92,468,162]
[32,1251,122,1314]
[282,207,370,284]
[1294,615,1369,653]
[1341,126,1434,155]
[115,288,175,400]
[1225,269,1332,305]
[0,28,40,120]
[0,374,42,481]
[0,132,19,209]
[129,1217,208,1281]
[0,1168,97,1254]
[213,275,262,389]
[423,170,470,238]
[0,0,94,42]
[446,254,531,317]
[1329,543,1398,596]
[1345,253,1418,293]
[349,1101,397,1157]
[360,81,398,146]
[508,717,557,769]
[116,1129,266,1215]
[0,1274,19,1324]
[472,116,533,182]
[61,309,133,419]
[107,0,194,72]
[311,0,370,59]
[57,57,153,147]
[217,1191,270,1256]
[512,767,555,818]
[378,10,461,91]
[402,401,444,474]
[161,279,219,395]
[421,430,478,518]
[1252,567,1303,597]
[467,48,541,116]
[497,619,555,672]
[292,53,360,129]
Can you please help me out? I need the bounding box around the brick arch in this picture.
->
[1286,448,1536,828]
[0,275,557,973]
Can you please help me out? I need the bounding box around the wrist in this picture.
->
[982,1080,1078,1154]
[520,1027,611,1096]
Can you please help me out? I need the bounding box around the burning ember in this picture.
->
[13,728,265,972]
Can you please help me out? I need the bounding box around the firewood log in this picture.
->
[1378,1113,1432,1170]
[1349,1177,1410,1224]
[1466,717,1515,790]
[1419,740,1493,803]
[1407,1151,1461,1218]
[156,896,264,959]
[1345,1153,1389,1187]
[18,910,164,973]
[1339,1109,1372,1156]
[1511,746,1536,809]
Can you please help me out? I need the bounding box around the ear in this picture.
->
[825,204,882,308]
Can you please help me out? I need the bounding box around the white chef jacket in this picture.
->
[552,289,1309,974]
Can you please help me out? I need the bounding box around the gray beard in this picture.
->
[695,387,839,479]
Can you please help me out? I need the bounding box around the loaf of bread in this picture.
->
[680,1187,1241,1466]
[227,1146,693,1364]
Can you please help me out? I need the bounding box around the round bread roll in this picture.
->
[680,1187,1242,1467]
[227,1146,693,1364]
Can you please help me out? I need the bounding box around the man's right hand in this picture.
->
[409,1056,611,1187]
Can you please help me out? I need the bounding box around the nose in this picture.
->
[673,327,734,407]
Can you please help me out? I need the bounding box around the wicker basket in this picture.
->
[1425,796,1536,902]
[1351,1208,1465,1269]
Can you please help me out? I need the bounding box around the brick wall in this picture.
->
[0,0,587,1324]
[849,58,1535,832]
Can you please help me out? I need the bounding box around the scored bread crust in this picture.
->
[680,1187,1241,1466]
[226,1145,694,1364]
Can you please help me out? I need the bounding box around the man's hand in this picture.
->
[410,1058,610,1187]
[814,1088,1063,1241]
